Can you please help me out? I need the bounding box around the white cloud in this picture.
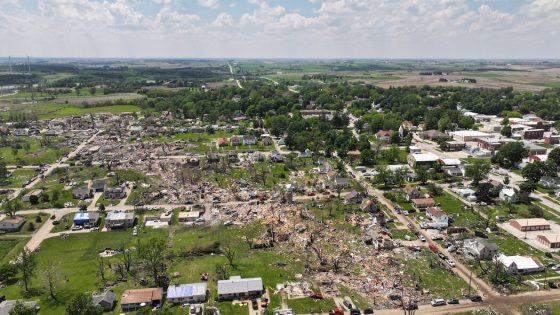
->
[198,0,219,9]
[212,12,234,27]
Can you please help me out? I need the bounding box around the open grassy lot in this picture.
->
[399,249,471,299]
[41,104,141,119]
[208,162,291,189]
[0,169,38,188]
[287,297,337,314]
[0,223,304,314]
[0,237,29,264]
[0,136,70,165]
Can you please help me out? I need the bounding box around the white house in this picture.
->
[497,254,544,274]
[499,188,517,202]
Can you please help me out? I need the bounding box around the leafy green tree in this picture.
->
[138,238,167,286]
[522,162,544,183]
[0,263,17,282]
[416,166,429,185]
[529,205,544,218]
[360,149,376,166]
[465,160,491,186]
[500,125,512,137]
[494,142,527,169]
[519,181,537,193]
[548,147,560,166]
[65,293,103,315]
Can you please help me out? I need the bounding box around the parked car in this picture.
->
[343,300,353,309]
[350,309,361,315]
[329,309,344,315]
[71,226,83,231]
[447,245,457,252]
[431,299,446,306]
[251,299,258,310]
[52,220,60,225]
[363,308,374,314]
[470,295,483,302]
[403,211,409,216]
[447,298,459,304]
[50,215,56,220]
[419,235,426,242]
[447,260,456,268]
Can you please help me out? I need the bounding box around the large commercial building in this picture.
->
[509,218,550,232]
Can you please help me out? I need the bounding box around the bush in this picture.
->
[35,215,42,223]
[27,222,35,231]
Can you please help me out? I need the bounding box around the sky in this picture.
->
[0,0,558,59]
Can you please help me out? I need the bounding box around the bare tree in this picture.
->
[17,248,37,292]
[139,238,168,286]
[122,248,133,272]
[43,261,60,302]
[221,245,236,267]
[98,258,106,284]
[332,251,352,273]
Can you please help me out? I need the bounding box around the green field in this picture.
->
[0,136,70,165]
[42,104,141,119]
[287,297,337,314]
[0,169,38,188]
[0,237,29,264]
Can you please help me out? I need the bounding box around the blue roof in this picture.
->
[74,212,94,220]
[167,283,207,299]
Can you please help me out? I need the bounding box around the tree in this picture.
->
[28,194,39,205]
[500,125,512,137]
[519,181,537,193]
[465,160,491,186]
[4,199,22,217]
[475,182,495,203]
[43,261,60,302]
[549,147,560,166]
[416,166,428,185]
[8,301,36,315]
[360,149,375,166]
[0,161,8,180]
[529,205,544,218]
[65,293,103,315]
[215,264,229,280]
[0,263,17,282]
[426,183,442,196]
[97,203,105,213]
[221,244,236,267]
[243,221,263,249]
[138,238,167,286]
[494,142,527,169]
[522,162,544,183]
[17,248,37,292]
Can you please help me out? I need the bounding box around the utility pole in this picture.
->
[468,269,473,297]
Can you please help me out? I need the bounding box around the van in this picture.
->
[431,299,446,306]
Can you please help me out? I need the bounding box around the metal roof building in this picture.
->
[217,276,263,301]
[166,283,207,304]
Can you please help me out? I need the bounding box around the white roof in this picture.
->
[498,254,540,270]
[450,130,491,138]
[440,158,461,166]
[501,188,516,197]
[410,152,439,162]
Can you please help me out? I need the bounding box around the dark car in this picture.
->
[470,295,483,302]
[350,309,361,315]
[52,220,60,225]
[251,299,258,310]
[0,295,5,303]
[343,300,353,309]
[447,298,459,304]
[363,308,374,314]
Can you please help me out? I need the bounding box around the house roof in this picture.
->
[475,238,499,251]
[537,234,560,244]
[106,212,134,221]
[92,291,116,306]
[73,212,99,221]
[426,207,447,218]
[498,254,541,270]
[217,276,263,295]
[92,180,106,189]
[376,130,393,137]
[0,216,25,225]
[167,283,207,299]
[412,198,435,205]
[403,185,418,194]
[0,300,38,315]
[121,288,163,305]
[409,152,439,162]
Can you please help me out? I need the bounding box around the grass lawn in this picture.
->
[0,136,70,165]
[41,104,141,119]
[0,169,38,188]
[0,237,29,264]
[287,297,337,314]
[400,250,471,299]
[50,212,75,233]
[213,301,249,315]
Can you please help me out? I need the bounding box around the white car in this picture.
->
[403,211,409,216]
[446,260,456,268]
[431,299,446,306]
[419,236,426,242]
